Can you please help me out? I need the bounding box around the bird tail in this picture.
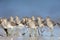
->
[57,22,60,27]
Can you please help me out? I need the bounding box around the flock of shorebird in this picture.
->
[0,16,60,37]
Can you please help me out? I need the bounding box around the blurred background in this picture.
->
[0,0,60,18]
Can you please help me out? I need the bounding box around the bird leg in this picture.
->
[29,28,32,37]
[34,28,37,37]
[40,27,43,36]
[4,28,8,36]
[37,27,40,36]
[50,28,53,36]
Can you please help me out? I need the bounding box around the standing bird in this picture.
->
[15,16,21,25]
[8,16,16,28]
[8,16,15,23]
[21,17,26,25]
[31,16,35,21]
[1,18,9,36]
[15,16,25,28]
[27,18,38,40]
[15,16,25,29]
[15,16,26,36]
[31,16,38,27]
[27,17,37,37]
[7,16,17,36]
[21,17,28,26]
[46,16,56,36]
[37,16,46,36]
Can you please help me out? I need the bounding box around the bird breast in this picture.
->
[47,21,54,28]
[28,21,36,29]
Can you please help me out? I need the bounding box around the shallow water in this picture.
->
[0,25,60,40]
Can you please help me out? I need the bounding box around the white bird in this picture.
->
[8,16,23,37]
[7,16,17,36]
[15,16,26,36]
[21,17,26,25]
[8,16,16,28]
[37,16,45,27]
[31,16,35,21]
[27,18,37,29]
[15,16,21,25]
[46,16,56,36]
[27,18,37,37]
[9,16,15,23]
[14,16,25,28]
[37,16,46,36]
[21,17,28,26]
[1,18,9,36]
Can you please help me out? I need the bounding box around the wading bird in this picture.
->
[37,16,46,36]
[7,16,17,36]
[15,16,26,36]
[1,18,9,36]
[15,16,21,25]
[46,16,56,36]
[27,17,37,37]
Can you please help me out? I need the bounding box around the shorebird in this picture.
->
[0,18,9,36]
[6,16,17,36]
[26,17,37,37]
[8,16,16,28]
[21,17,26,25]
[15,16,21,25]
[8,16,15,23]
[21,17,29,29]
[31,16,38,27]
[31,16,35,21]
[37,16,46,36]
[27,18,37,29]
[46,16,56,36]
[21,17,28,25]
[15,16,26,36]
[14,16,25,28]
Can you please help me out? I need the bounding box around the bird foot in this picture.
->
[22,33,25,36]
[29,35,31,37]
